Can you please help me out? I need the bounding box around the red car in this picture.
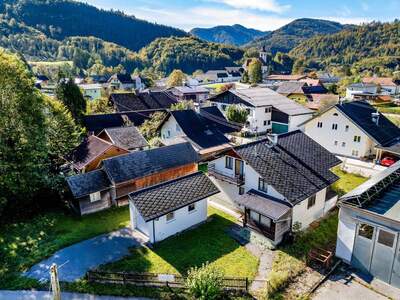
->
[381,156,397,167]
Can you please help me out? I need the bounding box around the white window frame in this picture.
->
[225,156,233,170]
[89,191,101,203]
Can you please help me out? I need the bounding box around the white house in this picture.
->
[336,162,400,288]
[107,74,136,91]
[79,83,103,101]
[363,77,400,95]
[346,83,378,100]
[209,87,313,134]
[303,100,400,160]
[129,172,219,243]
[168,86,210,105]
[207,130,341,246]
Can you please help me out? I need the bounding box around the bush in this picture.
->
[186,263,224,300]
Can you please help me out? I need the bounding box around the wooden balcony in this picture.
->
[208,164,245,186]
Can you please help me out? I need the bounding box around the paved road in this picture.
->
[24,228,147,282]
[0,290,153,300]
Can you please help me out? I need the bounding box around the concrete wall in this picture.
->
[130,199,208,243]
[336,207,357,263]
[292,188,327,230]
[305,106,376,158]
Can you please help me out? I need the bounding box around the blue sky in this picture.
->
[80,0,400,31]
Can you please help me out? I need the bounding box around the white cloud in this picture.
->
[209,0,290,13]
[318,16,373,25]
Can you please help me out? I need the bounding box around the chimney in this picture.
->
[371,112,380,126]
[267,133,278,146]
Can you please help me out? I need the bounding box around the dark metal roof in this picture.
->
[336,101,400,146]
[65,136,125,171]
[276,82,306,94]
[129,172,219,221]
[67,170,111,199]
[102,127,148,150]
[170,110,231,150]
[83,110,163,134]
[199,106,242,134]
[110,92,178,113]
[236,189,292,221]
[109,74,134,84]
[234,130,341,205]
[102,142,199,184]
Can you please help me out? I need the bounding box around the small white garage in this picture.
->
[336,162,400,288]
[129,172,219,243]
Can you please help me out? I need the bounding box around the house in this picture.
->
[35,75,50,86]
[132,75,146,91]
[303,101,400,160]
[65,135,129,173]
[89,75,111,85]
[159,107,240,159]
[346,83,378,100]
[129,171,219,243]
[276,81,327,102]
[97,126,149,152]
[66,142,199,215]
[109,91,178,113]
[83,110,164,135]
[168,86,210,104]
[265,74,308,85]
[207,130,341,246]
[79,83,103,101]
[306,94,339,111]
[209,87,313,134]
[108,74,135,91]
[363,77,400,95]
[336,162,400,288]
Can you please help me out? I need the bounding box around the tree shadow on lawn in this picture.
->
[102,213,247,276]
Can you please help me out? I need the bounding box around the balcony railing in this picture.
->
[208,164,245,186]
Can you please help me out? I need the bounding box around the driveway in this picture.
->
[24,228,147,282]
[313,268,391,300]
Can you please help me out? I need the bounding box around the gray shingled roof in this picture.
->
[102,142,199,184]
[67,170,111,199]
[102,127,148,150]
[235,130,341,205]
[129,172,219,221]
[276,82,306,95]
[230,88,313,116]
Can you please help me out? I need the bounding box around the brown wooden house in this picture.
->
[66,142,199,215]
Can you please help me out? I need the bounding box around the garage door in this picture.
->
[352,223,399,285]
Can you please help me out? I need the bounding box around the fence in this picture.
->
[86,270,250,291]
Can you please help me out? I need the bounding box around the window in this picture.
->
[260,215,271,228]
[188,203,196,212]
[342,142,346,147]
[317,122,323,128]
[166,212,175,222]
[176,124,181,132]
[334,141,338,146]
[265,107,272,113]
[89,192,101,203]
[264,120,267,126]
[221,104,227,111]
[332,123,338,130]
[225,156,233,169]
[249,211,271,228]
[378,230,395,247]
[239,186,245,195]
[267,120,271,126]
[354,136,361,143]
[167,130,171,137]
[345,125,349,132]
[307,194,316,209]
[258,178,268,193]
[358,223,374,240]
[352,150,359,156]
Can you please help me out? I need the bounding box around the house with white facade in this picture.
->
[207,130,341,246]
[159,107,240,160]
[363,77,400,95]
[107,74,136,91]
[79,83,103,101]
[303,101,400,160]
[129,172,219,243]
[168,86,210,105]
[336,162,400,288]
[209,87,313,134]
[346,83,379,100]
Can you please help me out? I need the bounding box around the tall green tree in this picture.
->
[56,77,87,124]
[0,50,48,214]
[167,69,186,87]
[248,59,262,84]
[226,105,249,124]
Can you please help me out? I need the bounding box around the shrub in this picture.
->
[185,263,224,300]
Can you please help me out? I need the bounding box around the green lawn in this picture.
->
[386,114,400,127]
[0,207,130,289]
[373,102,400,114]
[100,207,259,279]
[331,166,369,196]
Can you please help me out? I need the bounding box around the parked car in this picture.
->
[381,156,397,167]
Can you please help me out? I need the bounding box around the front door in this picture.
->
[352,223,376,274]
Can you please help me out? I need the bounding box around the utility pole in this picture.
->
[50,263,61,300]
